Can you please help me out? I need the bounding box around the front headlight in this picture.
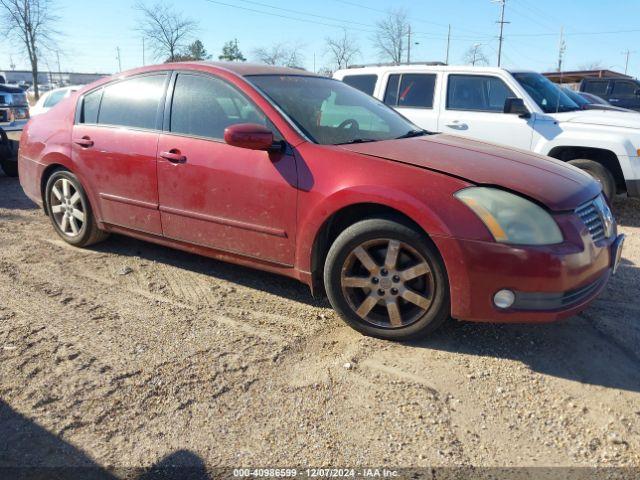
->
[455,187,563,245]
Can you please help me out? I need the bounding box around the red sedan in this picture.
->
[18,62,625,340]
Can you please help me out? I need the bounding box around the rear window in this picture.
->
[43,89,68,108]
[342,75,378,95]
[383,74,436,109]
[98,74,167,130]
[582,80,609,96]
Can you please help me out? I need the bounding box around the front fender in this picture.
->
[295,180,477,274]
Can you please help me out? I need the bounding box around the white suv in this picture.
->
[334,65,640,199]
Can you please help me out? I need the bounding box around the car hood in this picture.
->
[551,109,640,129]
[339,134,600,211]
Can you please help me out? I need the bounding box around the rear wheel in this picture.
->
[324,217,450,340]
[45,170,108,247]
[569,159,616,199]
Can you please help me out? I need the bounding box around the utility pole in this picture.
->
[445,24,451,64]
[557,26,566,73]
[116,47,122,72]
[142,38,146,66]
[407,25,412,64]
[622,49,634,75]
[495,0,509,67]
[56,50,62,85]
[472,44,480,66]
[9,54,15,71]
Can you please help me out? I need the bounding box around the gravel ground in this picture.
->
[1,171,639,476]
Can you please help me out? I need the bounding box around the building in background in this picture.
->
[0,70,109,87]
[543,69,632,90]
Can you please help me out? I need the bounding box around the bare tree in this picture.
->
[578,61,604,71]
[253,43,304,68]
[463,44,489,66]
[135,2,197,62]
[373,8,410,65]
[325,29,360,70]
[0,0,59,100]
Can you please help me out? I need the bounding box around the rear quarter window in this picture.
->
[80,89,103,124]
[341,75,378,95]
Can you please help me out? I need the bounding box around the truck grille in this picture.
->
[576,200,606,242]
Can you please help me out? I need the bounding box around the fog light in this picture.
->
[494,289,515,309]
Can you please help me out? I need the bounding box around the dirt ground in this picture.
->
[1,170,639,476]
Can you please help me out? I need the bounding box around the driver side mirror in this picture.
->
[224,123,274,151]
[504,97,530,118]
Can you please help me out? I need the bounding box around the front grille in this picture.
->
[576,200,605,242]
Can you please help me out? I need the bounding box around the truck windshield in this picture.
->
[513,72,580,113]
[247,75,423,145]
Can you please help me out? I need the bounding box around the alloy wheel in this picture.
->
[49,178,86,237]
[340,238,434,329]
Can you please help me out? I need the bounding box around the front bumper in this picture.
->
[433,212,620,323]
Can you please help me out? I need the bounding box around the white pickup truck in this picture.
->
[334,65,640,199]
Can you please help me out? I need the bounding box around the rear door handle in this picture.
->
[445,121,469,131]
[160,150,187,163]
[73,136,94,147]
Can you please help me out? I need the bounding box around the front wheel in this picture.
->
[324,217,450,341]
[568,159,616,200]
[45,170,109,247]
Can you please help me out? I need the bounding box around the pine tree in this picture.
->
[219,39,246,62]
[187,40,211,61]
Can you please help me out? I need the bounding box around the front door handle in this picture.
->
[160,150,187,163]
[73,136,94,148]
[445,121,469,131]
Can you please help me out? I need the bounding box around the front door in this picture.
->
[72,73,168,235]
[157,72,298,266]
[437,73,534,150]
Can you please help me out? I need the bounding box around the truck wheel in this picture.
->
[0,159,18,177]
[568,159,616,199]
[323,217,450,341]
[45,170,109,247]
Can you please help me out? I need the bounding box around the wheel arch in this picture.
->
[305,199,447,297]
[546,145,626,193]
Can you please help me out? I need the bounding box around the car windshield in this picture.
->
[513,72,580,113]
[247,75,423,145]
[562,87,589,107]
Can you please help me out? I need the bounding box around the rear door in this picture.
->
[156,71,298,266]
[437,73,533,149]
[382,73,439,132]
[72,73,169,235]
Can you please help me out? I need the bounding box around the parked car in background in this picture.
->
[579,77,640,111]
[0,83,30,134]
[30,85,81,116]
[561,87,633,112]
[335,65,640,199]
[18,62,623,340]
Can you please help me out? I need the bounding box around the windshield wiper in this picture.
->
[335,138,377,145]
[395,129,429,139]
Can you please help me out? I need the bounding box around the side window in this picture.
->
[98,74,167,129]
[612,81,638,98]
[170,73,275,140]
[383,74,436,109]
[342,75,378,95]
[447,75,514,112]
[383,74,400,106]
[583,80,608,96]
[80,88,102,124]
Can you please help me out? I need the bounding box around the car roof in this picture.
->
[335,64,538,76]
[158,61,319,78]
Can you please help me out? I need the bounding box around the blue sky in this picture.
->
[2,0,640,78]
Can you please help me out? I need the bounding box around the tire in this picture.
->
[323,217,450,341]
[569,159,616,199]
[45,169,109,247]
[0,158,18,177]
